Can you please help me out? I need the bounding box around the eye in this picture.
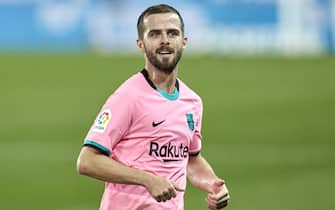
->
[167,30,179,37]
[149,30,160,38]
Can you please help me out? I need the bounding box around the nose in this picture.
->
[160,32,169,45]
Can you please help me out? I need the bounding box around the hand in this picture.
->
[144,175,184,202]
[206,179,230,209]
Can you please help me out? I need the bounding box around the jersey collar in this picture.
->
[141,69,179,101]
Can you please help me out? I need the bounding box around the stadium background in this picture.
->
[0,0,334,210]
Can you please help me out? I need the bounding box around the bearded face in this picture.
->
[144,43,183,74]
[139,13,187,74]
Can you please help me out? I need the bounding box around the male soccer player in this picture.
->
[76,4,230,210]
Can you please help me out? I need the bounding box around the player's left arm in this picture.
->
[187,154,230,209]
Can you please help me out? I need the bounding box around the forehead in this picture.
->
[143,13,182,32]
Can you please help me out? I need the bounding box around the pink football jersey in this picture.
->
[84,69,203,210]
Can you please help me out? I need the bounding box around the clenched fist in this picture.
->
[206,179,230,209]
[144,175,184,202]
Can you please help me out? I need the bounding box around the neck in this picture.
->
[145,63,178,93]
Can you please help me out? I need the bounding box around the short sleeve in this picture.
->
[189,98,203,156]
[84,91,132,156]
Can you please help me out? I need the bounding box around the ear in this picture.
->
[137,38,145,53]
[182,37,188,49]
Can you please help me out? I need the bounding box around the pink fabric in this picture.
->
[85,72,203,210]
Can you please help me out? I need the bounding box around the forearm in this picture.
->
[187,155,219,192]
[77,147,153,186]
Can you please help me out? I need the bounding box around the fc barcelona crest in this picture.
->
[186,113,194,131]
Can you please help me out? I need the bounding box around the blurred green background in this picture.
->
[0,54,334,210]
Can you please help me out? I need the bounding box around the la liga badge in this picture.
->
[92,109,112,133]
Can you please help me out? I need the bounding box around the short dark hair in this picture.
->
[137,4,184,40]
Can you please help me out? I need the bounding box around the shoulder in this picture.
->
[105,72,143,104]
[178,78,203,105]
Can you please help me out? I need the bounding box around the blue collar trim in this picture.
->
[157,87,179,101]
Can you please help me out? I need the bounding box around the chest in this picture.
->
[126,96,197,144]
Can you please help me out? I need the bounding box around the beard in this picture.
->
[144,45,183,74]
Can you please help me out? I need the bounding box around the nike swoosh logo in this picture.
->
[152,120,165,127]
